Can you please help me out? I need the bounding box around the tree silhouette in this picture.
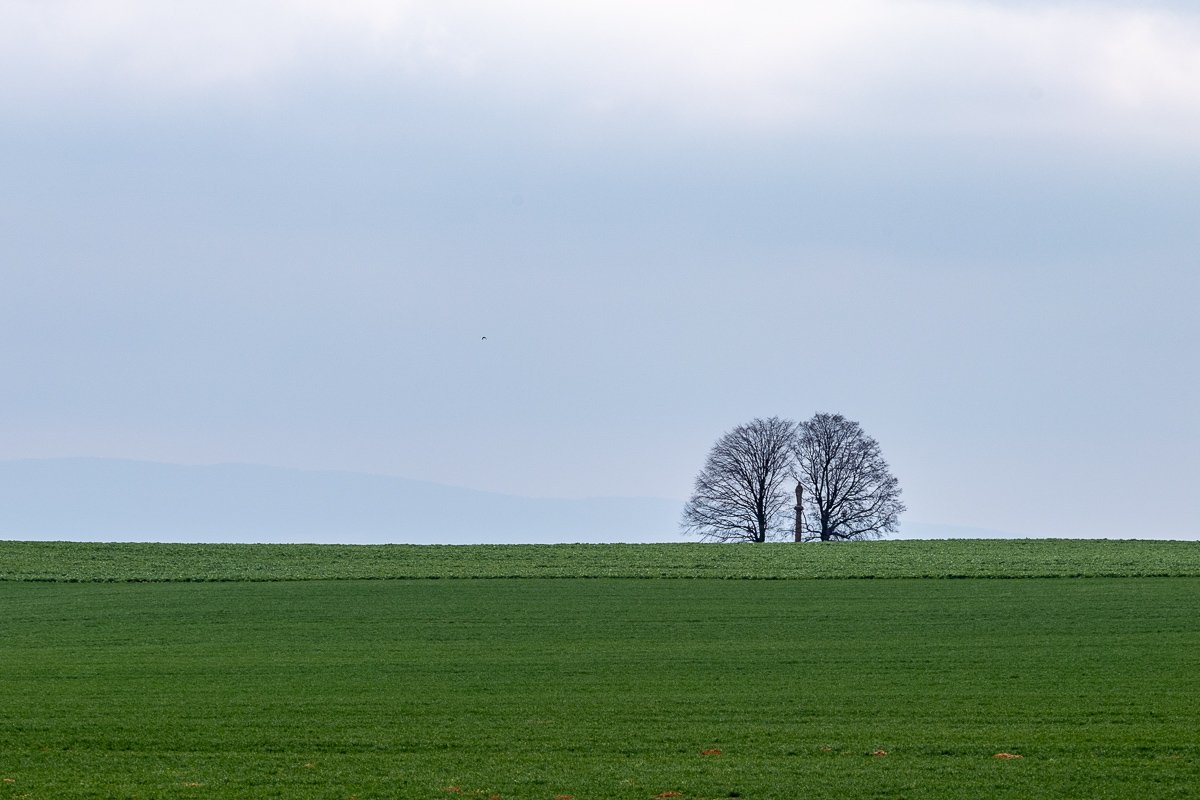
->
[681,417,797,543]
[793,412,904,541]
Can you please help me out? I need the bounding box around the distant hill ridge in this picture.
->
[0,458,683,544]
[0,458,1065,544]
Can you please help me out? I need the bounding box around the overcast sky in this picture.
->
[2,0,1198,540]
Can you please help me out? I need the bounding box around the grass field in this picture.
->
[2,539,1199,581]
[2,544,1198,799]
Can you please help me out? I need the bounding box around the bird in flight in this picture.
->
[481,336,487,340]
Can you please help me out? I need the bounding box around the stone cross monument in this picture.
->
[794,482,804,542]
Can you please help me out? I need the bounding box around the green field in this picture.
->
[3,539,1199,581]
[1,542,1198,799]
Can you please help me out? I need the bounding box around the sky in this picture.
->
[2,0,1198,540]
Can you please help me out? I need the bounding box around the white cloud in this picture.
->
[3,0,1200,149]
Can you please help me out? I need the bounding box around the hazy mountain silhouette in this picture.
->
[0,458,1050,544]
[0,459,685,544]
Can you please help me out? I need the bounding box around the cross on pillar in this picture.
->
[794,482,804,542]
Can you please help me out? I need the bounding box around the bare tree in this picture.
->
[681,417,797,542]
[793,413,904,541]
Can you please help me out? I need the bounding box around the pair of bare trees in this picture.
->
[681,414,904,542]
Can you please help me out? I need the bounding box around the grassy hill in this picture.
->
[1,538,1198,581]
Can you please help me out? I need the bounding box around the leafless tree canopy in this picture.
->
[680,416,797,543]
[793,412,904,541]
